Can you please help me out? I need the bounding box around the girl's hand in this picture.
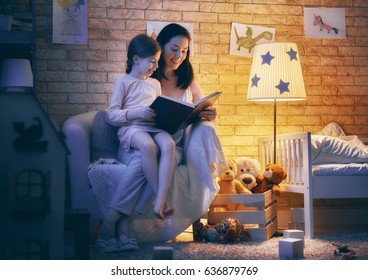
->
[199,105,217,121]
[127,107,156,121]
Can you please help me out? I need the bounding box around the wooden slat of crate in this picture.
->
[207,190,278,241]
[208,203,277,225]
[246,218,278,241]
[209,190,275,208]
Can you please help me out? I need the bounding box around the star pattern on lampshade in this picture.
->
[275,79,290,94]
[261,51,275,65]
[247,43,306,102]
[251,74,261,87]
[287,47,298,61]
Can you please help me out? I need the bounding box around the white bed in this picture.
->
[258,124,368,239]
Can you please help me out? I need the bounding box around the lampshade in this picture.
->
[0,58,33,89]
[247,42,306,101]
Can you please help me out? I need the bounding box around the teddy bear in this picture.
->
[234,157,263,192]
[195,218,251,243]
[217,159,252,210]
[252,163,287,196]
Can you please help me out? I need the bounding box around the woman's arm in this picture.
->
[190,79,218,122]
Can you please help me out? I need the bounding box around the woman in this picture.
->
[152,23,217,122]
[97,23,226,253]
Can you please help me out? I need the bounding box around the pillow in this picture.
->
[315,122,346,137]
[311,135,368,164]
[91,110,119,161]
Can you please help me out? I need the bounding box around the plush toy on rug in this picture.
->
[333,243,356,260]
[195,218,251,243]
[217,159,252,210]
[252,163,287,196]
[234,157,263,192]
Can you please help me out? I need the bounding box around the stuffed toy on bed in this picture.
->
[252,163,287,196]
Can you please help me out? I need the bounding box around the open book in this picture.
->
[150,91,221,134]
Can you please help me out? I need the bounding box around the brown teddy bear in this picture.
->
[217,159,252,210]
[218,159,252,195]
[252,163,287,196]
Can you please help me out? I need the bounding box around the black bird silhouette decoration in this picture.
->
[13,117,48,152]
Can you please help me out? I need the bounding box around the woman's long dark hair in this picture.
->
[152,23,194,89]
[126,34,161,74]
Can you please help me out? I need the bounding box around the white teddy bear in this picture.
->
[234,157,262,192]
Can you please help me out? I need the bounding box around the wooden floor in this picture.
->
[170,226,194,242]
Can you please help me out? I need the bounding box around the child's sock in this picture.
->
[98,208,120,241]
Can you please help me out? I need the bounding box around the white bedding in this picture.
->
[312,163,368,176]
[311,122,368,165]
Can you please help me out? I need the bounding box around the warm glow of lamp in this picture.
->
[247,42,306,163]
[0,59,33,92]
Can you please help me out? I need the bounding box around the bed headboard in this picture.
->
[361,138,368,145]
[258,132,312,194]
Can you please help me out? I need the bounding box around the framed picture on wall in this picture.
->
[304,7,346,39]
[147,21,194,55]
[52,0,88,44]
[229,23,275,57]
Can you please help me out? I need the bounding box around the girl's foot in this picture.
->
[163,207,174,218]
[153,202,175,220]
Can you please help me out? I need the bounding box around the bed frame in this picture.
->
[258,132,368,239]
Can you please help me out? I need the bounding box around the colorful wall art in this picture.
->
[229,23,275,57]
[304,8,346,39]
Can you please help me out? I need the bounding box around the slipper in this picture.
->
[129,237,138,244]
[96,238,120,254]
[119,235,140,251]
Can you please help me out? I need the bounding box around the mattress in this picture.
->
[312,163,368,176]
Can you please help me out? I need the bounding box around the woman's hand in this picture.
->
[199,105,217,121]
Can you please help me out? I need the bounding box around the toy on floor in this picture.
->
[195,217,251,243]
[252,163,287,196]
[235,157,263,192]
[333,243,356,260]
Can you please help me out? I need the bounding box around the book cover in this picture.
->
[150,91,221,134]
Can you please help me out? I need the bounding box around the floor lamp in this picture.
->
[247,42,306,164]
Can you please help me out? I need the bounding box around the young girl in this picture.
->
[98,34,175,252]
[110,33,176,219]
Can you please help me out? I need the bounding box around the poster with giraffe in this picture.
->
[304,8,346,39]
[229,23,275,57]
[52,0,88,44]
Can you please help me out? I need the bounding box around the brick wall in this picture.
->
[35,0,368,160]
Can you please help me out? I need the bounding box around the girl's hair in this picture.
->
[152,23,194,89]
[126,34,161,73]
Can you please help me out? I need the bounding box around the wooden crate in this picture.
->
[207,190,278,241]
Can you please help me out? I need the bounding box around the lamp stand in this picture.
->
[273,98,277,164]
